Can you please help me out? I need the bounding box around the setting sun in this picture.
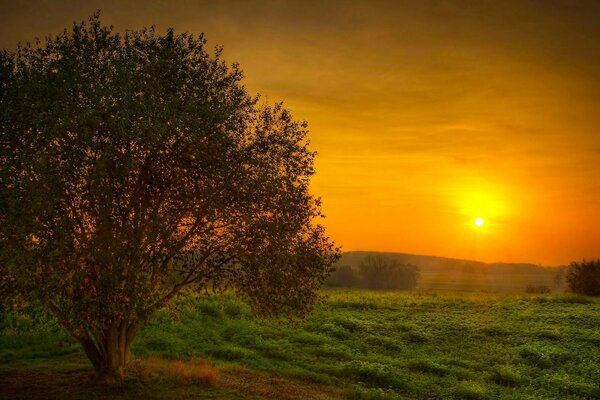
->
[474,217,485,227]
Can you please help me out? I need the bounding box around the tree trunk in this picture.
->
[77,320,139,381]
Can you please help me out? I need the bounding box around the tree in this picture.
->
[566,259,600,296]
[324,264,357,287]
[358,255,420,290]
[0,14,339,379]
[554,267,565,288]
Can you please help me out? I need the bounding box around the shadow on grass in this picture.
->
[0,354,346,400]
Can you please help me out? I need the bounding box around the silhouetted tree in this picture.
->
[554,267,565,288]
[324,265,357,287]
[358,255,420,290]
[0,14,339,379]
[566,259,600,296]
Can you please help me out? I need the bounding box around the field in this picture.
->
[2,290,600,400]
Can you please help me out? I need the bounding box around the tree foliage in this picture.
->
[567,259,600,296]
[358,255,420,290]
[324,264,357,287]
[324,256,421,290]
[0,14,339,378]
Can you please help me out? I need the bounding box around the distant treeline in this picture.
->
[325,254,420,290]
[332,251,574,293]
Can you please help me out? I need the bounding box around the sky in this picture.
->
[1,0,599,265]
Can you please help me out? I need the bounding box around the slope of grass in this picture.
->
[1,291,600,399]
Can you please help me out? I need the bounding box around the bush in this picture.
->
[566,259,600,296]
[525,285,551,294]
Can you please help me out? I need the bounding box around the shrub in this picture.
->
[566,259,600,296]
[525,285,551,294]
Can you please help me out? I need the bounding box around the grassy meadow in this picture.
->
[2,290,600,400]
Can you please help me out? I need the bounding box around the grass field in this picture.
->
[2,290,600,399]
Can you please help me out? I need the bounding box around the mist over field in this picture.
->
[331,252,565,293]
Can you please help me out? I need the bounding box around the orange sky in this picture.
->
[2,0,599,265]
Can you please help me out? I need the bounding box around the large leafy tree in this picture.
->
[0,14,339,379]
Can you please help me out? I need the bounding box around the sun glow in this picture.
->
[474,217,485,227]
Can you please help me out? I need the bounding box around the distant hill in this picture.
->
[334,251,566,293]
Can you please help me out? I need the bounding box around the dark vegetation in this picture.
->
[326,255,420,290]
[567,259,600,296]
[525,285,551,294]
[0,14,338,379]
[2,291,600,400]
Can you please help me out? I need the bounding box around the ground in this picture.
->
[1,290,600,399]
[0,355,344,400]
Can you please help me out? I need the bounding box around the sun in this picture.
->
[474,217,485,227]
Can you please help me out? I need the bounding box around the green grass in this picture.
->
[2,290,600,399]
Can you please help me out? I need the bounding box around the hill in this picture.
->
[334,251,565,292]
